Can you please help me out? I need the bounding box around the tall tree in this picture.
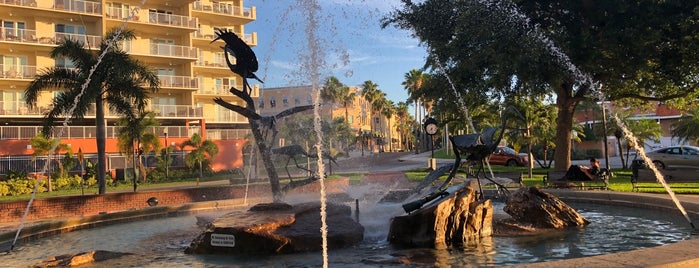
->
[360,80,381,151]
[385,0,699,170]
[25,29,159,194]
[181,133,219,182]
[381,99,395,152]
[320,76,344,119]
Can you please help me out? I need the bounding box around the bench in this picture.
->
[543,170,610,190]
[484,171,523,188]
[631,165,699,191]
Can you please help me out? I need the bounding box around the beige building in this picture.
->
[0,0,258,173]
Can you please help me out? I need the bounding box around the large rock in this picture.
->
[185,201,364,255]
[504,186,589,228]
[387,181,493,249]
[34,250,132,267]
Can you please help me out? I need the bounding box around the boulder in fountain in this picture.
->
[387,181,493,249]
[185,201,363,255]
[503,186,589,228]
[34,250,133,267]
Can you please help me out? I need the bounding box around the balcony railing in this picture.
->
[198,83,243,95]
[158,75,199,89]
[149,43,198,58]
[151,104,202,118]
[0,64,37,79]
[55,32,102,46]
[194,60,226,69]
[148,12,197,29]
[0,0,38,7]
[192,1,253,19]
[53,0,101,15]
[205,129,250,140]
[0,27,38,43]
[0,125,191,140]
[192,31,254,45]
[206,110,246,123]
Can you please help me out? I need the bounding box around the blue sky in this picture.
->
[245,0,428,104]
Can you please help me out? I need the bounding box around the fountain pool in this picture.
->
[0,193,695,267]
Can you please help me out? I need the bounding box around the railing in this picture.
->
[206,110,247,123]
[149,43,198,58]
[148,12,197,29]
[0,64,37,79]
[53,0,101,15]
[158,75,199,89]
[151,104,203,118]
[192,31,254,45]
[194,60,227,68]
[0,0,38,7]
[205,129,250,140]
[198,83,243,95]
[0,126,192,140]
[192,1,253,19]
[55,32,102,46]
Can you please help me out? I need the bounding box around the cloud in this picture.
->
[270,60,298,71]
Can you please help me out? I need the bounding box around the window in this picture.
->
[258,97,264,109]
[106,3,131,19]
[149,9,173,24]
[55,57,75,69]
[270,97,276,108]
[282,96,289,107]
[306,93,313,104]
[294,96,301,105]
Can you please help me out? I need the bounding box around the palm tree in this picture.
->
[321,76,344,119]
[24,29,159,194]
[402,69,426,153]
[181,133,219,182]
[672,107,699,145]
[30,134,71,192]
[116,111,161,190]
[394,101,412,151]
[360,80,380,151]
[381,99,395,152]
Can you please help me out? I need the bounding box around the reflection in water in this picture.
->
[0,201,691,267]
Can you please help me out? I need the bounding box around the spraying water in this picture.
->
[9,1,149,252]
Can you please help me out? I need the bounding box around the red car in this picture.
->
[489,146,529,166]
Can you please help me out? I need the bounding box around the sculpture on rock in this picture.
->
[210,30,317,202]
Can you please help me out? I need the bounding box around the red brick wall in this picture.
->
[0,179,349,222]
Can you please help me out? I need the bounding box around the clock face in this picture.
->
[426,123,438,135]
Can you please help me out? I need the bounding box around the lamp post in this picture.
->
[164,131,169,180]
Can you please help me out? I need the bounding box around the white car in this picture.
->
[644,145,699,169]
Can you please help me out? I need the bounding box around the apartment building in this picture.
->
[258,85,405,152]
[0,0,258,174]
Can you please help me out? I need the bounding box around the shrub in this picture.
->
[0,182,9,196]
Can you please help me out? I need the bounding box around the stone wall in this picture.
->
[0,179,349,222]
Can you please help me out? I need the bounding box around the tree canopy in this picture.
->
[384,0,699,169]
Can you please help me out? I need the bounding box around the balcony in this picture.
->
[52,0,101,15]
[192,31,256,46]
[55,32,102,46]
[158,75,199,90]
[0,64,37,80]
[151,104,202,118]
[197,83,244,96]
[0,0,38,8]
[206,110,247,124]
[0,28,38,43]
[192,1,254,19]
[148,12,197,29]
[151,43,198,59]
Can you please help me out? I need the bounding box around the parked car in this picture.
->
[488,146,529,166]
[643,145,699,169]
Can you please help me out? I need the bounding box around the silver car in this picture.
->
[645,145,699,169]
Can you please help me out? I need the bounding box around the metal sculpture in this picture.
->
[272,144,338,180]
[402,106,525,213]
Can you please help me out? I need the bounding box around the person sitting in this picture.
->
[559,157,601,181]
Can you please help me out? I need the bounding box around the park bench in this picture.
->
[631,161,699,191]
[484,171,523,188]
[543,169,610,190]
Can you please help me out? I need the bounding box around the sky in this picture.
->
[245,0,428,104]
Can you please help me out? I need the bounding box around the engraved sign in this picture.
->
[210,233,236,247]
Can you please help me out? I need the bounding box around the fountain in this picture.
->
[2,0,698,267]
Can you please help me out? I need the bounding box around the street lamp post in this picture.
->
[164,132,169,180]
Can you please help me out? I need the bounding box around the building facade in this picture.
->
[0,0,258,175]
